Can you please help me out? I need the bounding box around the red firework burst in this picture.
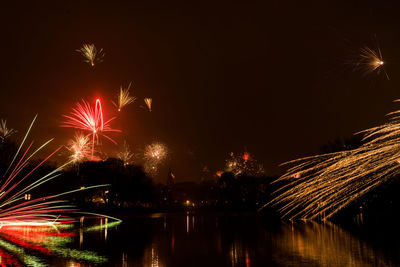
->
[62,98,121,157]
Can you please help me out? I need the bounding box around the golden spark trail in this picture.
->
[356,45,389,80]
[0,119,17,142]
[76,44,104,66]
[112,83,137,112]
[262,102,400,220]
[144,98,152,112]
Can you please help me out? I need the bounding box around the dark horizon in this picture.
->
[1,1,400,182]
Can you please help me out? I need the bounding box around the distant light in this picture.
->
[243,152,250,162]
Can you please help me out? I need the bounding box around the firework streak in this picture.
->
[144,98,152,112]
[354,45,389,80]
[112,83,137,112]
[76,44,104,66]
[0,116,121,265]
[262,103,400,220]
[0,119,17,142]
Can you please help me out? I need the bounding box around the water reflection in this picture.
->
[130,214,398,267]
[0,214,397,266]
[142,245,164,267]
[186,214,189,234]
[272,221,395,266]
[0,217,121,266]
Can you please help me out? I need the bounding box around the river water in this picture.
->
[1,213,399,266]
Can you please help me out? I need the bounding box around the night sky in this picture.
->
[1,1,400,182]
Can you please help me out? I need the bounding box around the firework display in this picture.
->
[112,82,137,112]
[76,44,104,66]
[117,141,134,166]
[6,5,400,266]
[143,142,167,175]
[259,39,395,221]
[0,117,74,226]
[0,116,112,226]
[355,45,389,79]
[0,119,17,142]
[0,116,122,265]
[62,98,120,158]
[262,103,400,220]
[225,151,265,177]
[67,132,91,162]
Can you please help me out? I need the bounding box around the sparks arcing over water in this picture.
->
[76,44,104,66]
[112,83,137,112]
[0,117,121,265]
[0,119,17,142]
[62,98,120,158]
[0,116,114,227]
[0,116,76,226]
[262,102,400,220]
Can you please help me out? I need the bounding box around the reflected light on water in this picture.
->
[0,223,108,266]
[142,244,165,267]
[171,233,175,252]
[136,215,397,267]
[245,250,250,267]
[122,252,128,267]
[230,241,245,267]
[151,247,159,267]
[12,214,394,266]
[186,214,189,233]
[67,260,91,267]
[273,221,394,266]
[79,216,84,248]
[104,218,108,241]
[230,243,238,266]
